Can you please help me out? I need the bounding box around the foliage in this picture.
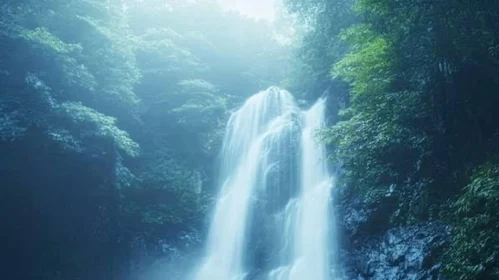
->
[284,0,357,100]
[314,9,434,223]
[443,161,499,279]
[323,90,431,191]
[0,104,27,141]
[286,0,499,278]
[123,152,211,237]
[8,0,499,278]
[1,0,294,278]
[170,79,226,131]
[129,0,290,100]
[20,27,83,54]
[332,24,392,99]
[58,102,140,157]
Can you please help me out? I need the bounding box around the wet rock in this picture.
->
[387,243,407,265]
[357,257,375,277]
[338,222,451,280]
[334,183,399,244]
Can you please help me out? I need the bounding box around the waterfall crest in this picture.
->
[194,87,334,280]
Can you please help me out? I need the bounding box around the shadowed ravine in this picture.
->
[193,87,335,280]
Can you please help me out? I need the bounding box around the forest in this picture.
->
[1,0,498,279]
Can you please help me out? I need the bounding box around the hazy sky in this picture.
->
[217,0,277,21]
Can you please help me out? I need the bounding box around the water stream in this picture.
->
[194,87,334,280]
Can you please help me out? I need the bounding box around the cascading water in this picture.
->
[291,98,333,280]
[267,98,333,280]
[193,87,299,280]
[193,87,334,280]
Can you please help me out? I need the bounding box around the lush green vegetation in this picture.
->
[2,0,499,279]
[0,0,290,278]
[443,161,499,279]
[285,0,499,278]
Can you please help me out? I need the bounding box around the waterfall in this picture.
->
[193,87,334,280]
[291,98,332,280]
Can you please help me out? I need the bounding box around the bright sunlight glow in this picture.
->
[217,0,278,21]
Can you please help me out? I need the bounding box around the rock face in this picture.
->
[339,223,450,280]
[334,185,451,280]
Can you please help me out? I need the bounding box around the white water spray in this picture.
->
[193,87,334,280]
[291,98,332,280]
